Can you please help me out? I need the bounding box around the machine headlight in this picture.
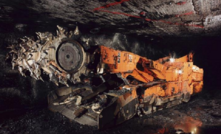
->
[170,58,175,62]
[178,70,182,74]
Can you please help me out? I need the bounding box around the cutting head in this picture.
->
[57,41,84,72]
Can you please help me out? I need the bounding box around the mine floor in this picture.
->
[0,91,221,134]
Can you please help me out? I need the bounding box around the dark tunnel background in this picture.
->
[1,0,221,133]
[0,21,221,133]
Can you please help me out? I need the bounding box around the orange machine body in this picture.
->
[9,26,204,129]
[100,46,203,100]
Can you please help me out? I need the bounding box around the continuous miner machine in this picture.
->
[7,26,203,129]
